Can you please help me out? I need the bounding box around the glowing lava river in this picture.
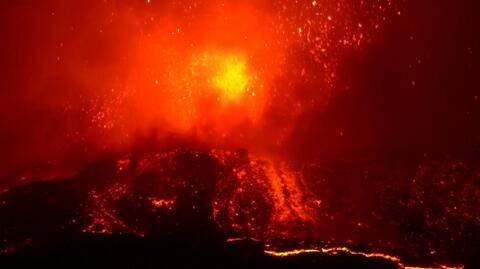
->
[0,0,478,268]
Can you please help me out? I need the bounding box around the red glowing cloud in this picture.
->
[0,0,404,179]
[66,0,404,156]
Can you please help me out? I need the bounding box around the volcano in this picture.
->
[0,0,479,268]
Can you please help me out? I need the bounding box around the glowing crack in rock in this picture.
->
[263,247,464,269]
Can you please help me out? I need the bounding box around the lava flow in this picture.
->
[0,0,479,268]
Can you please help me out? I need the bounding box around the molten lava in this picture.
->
[213,55,250,101]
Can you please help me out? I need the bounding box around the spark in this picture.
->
[148,197,175,209]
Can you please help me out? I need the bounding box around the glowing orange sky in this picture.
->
[81,0,404,155]
[0,0,405,174]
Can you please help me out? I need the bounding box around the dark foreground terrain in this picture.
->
[0,150,477,268]
[0,235,404,269]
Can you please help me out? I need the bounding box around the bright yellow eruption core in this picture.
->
[213,57,249,101]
